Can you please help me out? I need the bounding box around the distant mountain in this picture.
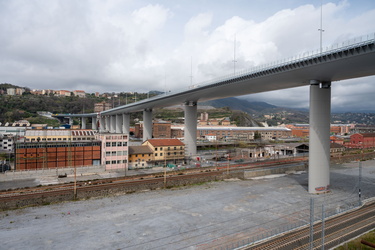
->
[201,97,278,114]
[201,97,375,125]
[201,97,309,125]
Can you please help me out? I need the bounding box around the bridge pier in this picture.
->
[184,102,197,157]
[309,80,331,194]
[110,115,116,133]
[143,109,153,141]
[105,116,110,132]
[116,114,122,133]
[122,113,130,134]
[81,117,86,129]
[92,117,97,130]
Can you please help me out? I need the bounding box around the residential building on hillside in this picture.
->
[94,102,112,113]
[54,90,71,97]
[6,88,15,95]
[128,145,154,169]
[73,90,86,98]
[142,138,185,165]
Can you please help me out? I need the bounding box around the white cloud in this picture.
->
[1,0,375,111]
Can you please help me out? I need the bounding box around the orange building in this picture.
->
[349,133,375,148]
[15,141,101,170]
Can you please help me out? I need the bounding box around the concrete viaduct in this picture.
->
[55,33,375,193]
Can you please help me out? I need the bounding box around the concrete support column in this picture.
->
[115,114,122,133]
[122,113,130,134]
[81,117,86,129]
[143,109,153,141]
[110,115,116,133]
[184,102,197,157]
[105,116,110,132]
[309,81,331,194]
[92,117,97,130]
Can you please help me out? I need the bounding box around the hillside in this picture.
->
[202,97,309,125]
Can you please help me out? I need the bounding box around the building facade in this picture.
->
[142,139,185,165]
[15,141,101,170]
[350,133,375,148]
[128,145,154,169]
[97,133,128,170]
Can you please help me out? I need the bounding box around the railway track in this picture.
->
[0,159,306,200]
[245,201,375,250]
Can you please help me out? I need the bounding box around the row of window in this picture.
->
[27,137,94,142]
[105,160,127,164]
[105,142,128,147]
[154,152,183,156]
[105,151,128,156]
[155,146,183,151]
[105,135,127,140]
[17,142,101,148]
[129,159,150,162]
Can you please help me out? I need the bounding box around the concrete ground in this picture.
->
[1,160,375,250]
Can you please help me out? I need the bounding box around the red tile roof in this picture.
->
[145,138,184,147]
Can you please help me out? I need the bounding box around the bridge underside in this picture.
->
[55,39,375,194]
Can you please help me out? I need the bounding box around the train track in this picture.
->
[0,170,223,204]
[0,159,306,200]
[245,201,375,250]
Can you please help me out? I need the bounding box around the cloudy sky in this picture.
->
[1,0,375,112]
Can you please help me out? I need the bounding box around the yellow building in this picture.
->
[142,138,185,165]
[128,145,154,168]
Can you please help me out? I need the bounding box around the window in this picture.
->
[160,153,163,156]
[111,160,116,164]
[106,161,110,164]
[155,153,158,156]
[174,147,176,150]
[106,142,111,147]
[106,152,111,156]
[112,142,116,147]
[155,148,158,151]
[117,142,122,146]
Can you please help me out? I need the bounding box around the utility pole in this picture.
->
[319,0,325,53]
[359,161,362,206]
[233,34,237,74]
[309,197,314,249]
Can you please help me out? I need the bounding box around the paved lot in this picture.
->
[1,160,374,249]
